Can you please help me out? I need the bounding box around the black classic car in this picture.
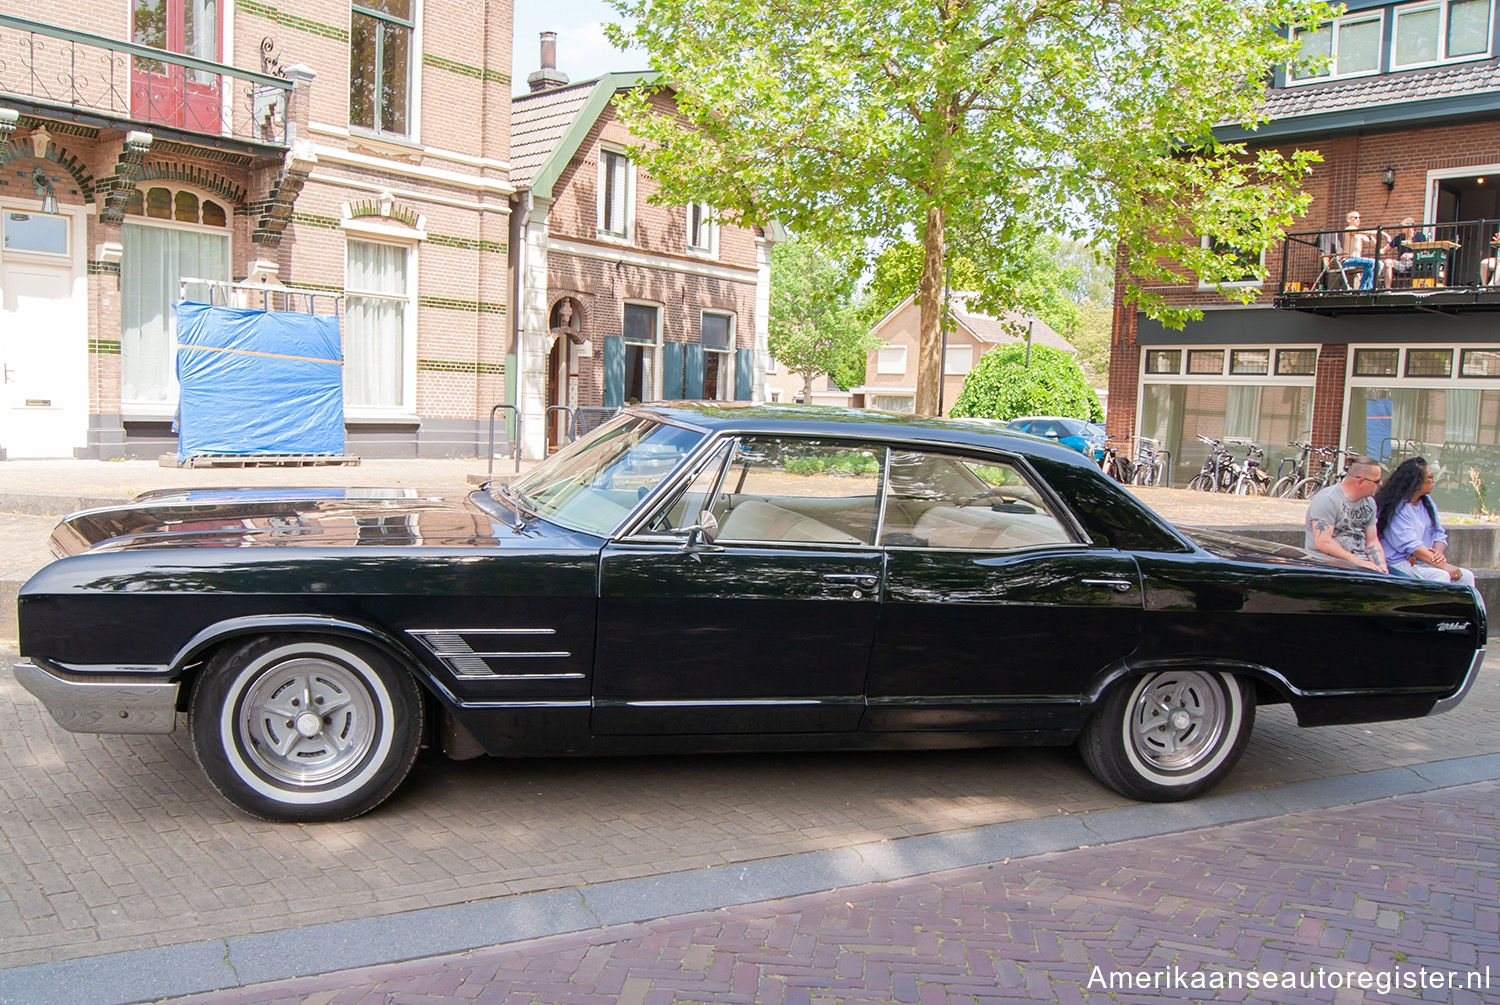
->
[14,405,1487,821]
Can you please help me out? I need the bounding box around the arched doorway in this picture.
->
[547,297,584,452]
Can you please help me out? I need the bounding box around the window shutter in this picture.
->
[735,348,753,400]
[661,342,684,400]
[685,343,705,399]
[603,336,625,408]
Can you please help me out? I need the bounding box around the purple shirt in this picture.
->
[1378,498,1448,565]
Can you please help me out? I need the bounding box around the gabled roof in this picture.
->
[510,70,661,200]
[1216,58,1500,142]
[871,293,1077,354]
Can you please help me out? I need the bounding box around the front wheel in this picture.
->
[1269,475,1296,498]
[189,635,425,822]
[1291,476,1323,500]
[1078,670,1255,801]
[1186,473,1212,492]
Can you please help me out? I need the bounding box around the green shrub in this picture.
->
[950,343,1103,422]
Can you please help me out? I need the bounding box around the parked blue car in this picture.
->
[1003,416,1107,462]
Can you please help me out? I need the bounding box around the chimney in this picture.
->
[528,31,570,93]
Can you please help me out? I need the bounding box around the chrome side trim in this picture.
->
[1429,648,1486,716]
[13,660,179,735]
[407,628,575,678]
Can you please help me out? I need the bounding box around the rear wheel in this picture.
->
[1187,473,1212,492]
[1269,475,1296,498]
[189,635,424,822]
[1079,670,1254,801]
[1291,476,1323,500]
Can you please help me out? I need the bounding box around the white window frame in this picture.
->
[686,201,717,256]
[622,299,662,400]
[344,236,418,418]
[872,393,916,412]
[119,212,231,416]
[1289,10,1384,83]
[876,345,908,375]
[348,0,421,141]
[598,145,634,241]
[701,310,735,401]
[1392,0,1494,68]
[1196,235,1266,289]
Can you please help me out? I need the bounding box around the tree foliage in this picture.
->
[606,0,1330,415]
[949,343,1103,423]
[769,237,879,400]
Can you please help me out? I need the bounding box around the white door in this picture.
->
[0,210,86,459]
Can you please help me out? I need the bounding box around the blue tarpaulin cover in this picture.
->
[174,301,344,461]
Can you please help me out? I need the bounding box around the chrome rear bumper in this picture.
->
[1429,648,1486,717]
[13,660,179,734]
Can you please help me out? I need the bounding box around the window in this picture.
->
[1230,349,1270,375]
[702,311,734,401]
[686,201,716,254]
[872,394,915,412]
[766,354,778,373]
[1187,350,1224,375]
[1292,12,1382,80]
[2,212,68,256]
[944,346,973,375]
[599,148,631,238]
[120,214,229,405]
[877,346,907,374]
[345,239,413,410]
[1200,236,1263,284]
[1354,348,1400,377]
[350,0,413,136]
[1407,348,1453,377]
[1277,349,1318,376]
[1393,0,1491,66]
[622,302,659,402]
[1144,349,1181,374]
[881,450,1072,551]
[1461,349,1500,377]
[709,438,882,545]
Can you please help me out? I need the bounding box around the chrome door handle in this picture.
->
[822,573,879,589]
[1081,578,1134,593]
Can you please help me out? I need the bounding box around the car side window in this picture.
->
[639,441,732,535]
[881,450,1074,551]
[711,438,883,546]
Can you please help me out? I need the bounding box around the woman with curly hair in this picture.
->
[1374,457,1475,588]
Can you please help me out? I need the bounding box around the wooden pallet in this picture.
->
[160,454,361,469]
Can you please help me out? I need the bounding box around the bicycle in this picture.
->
[1289,446,1357,499]
[1231,442,1271,495]
[1187,435,1237,492]
[1099,438,1134,483]
[1269,440,1315,498]
[1129,435,1170,487]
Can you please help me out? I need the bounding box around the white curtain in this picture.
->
[344,240,409,409]
[121,222,228,403]
[1225,385,1260,439]
[1446,388,1481,444]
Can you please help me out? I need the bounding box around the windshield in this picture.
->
[498,415,707,535]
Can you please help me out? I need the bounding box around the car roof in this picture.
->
[629,402,1096,467]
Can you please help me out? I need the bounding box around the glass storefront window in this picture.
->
[1407,349,1453,377]
[1142,382,1313,487]
[1277,349,1318,375]
[1345,385,1500,512]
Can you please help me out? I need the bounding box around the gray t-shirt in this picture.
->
[1305,484,1377,560]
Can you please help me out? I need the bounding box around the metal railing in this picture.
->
[486,404,521,480]
[0,13,292,146]
[1278,218,1500,297]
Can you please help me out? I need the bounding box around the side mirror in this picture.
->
[680,510,719,551]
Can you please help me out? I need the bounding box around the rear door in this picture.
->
[865,448,1143,734]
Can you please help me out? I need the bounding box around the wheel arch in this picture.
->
[1083,656,1297,713]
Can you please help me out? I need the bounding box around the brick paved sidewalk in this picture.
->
[166,780,1500,1005]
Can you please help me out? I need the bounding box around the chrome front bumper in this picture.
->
[13,660,179,734]
[1429,648,1486,717]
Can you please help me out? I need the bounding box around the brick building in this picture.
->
[509,41,771,457]
[1107,0,1500,509]
[0,6,770,461]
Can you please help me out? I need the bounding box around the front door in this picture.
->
[863,448,1143,733]
[594,436,887,734]
[1,209,85,459]
[132,0,223,132]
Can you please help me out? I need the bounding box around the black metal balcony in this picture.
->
[0,13,291,148]
[1274,218,1500,314]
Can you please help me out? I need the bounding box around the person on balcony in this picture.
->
[1342,210,1377,290]
[1380,217,1427,288]
[1481,233,1500,286]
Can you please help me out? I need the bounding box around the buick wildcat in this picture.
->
[14,404,1486,821]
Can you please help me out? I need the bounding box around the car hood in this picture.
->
[46,487,532,558]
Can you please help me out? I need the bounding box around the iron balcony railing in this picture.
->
[1276,218,1500,303]
[0,13,291,146]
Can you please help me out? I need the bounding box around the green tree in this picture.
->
[950,343,1103,423]
[769,237,879,402]
[607,0,1327,416]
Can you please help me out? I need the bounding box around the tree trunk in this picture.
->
[915,206,946,416]
[800,371,814,404]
